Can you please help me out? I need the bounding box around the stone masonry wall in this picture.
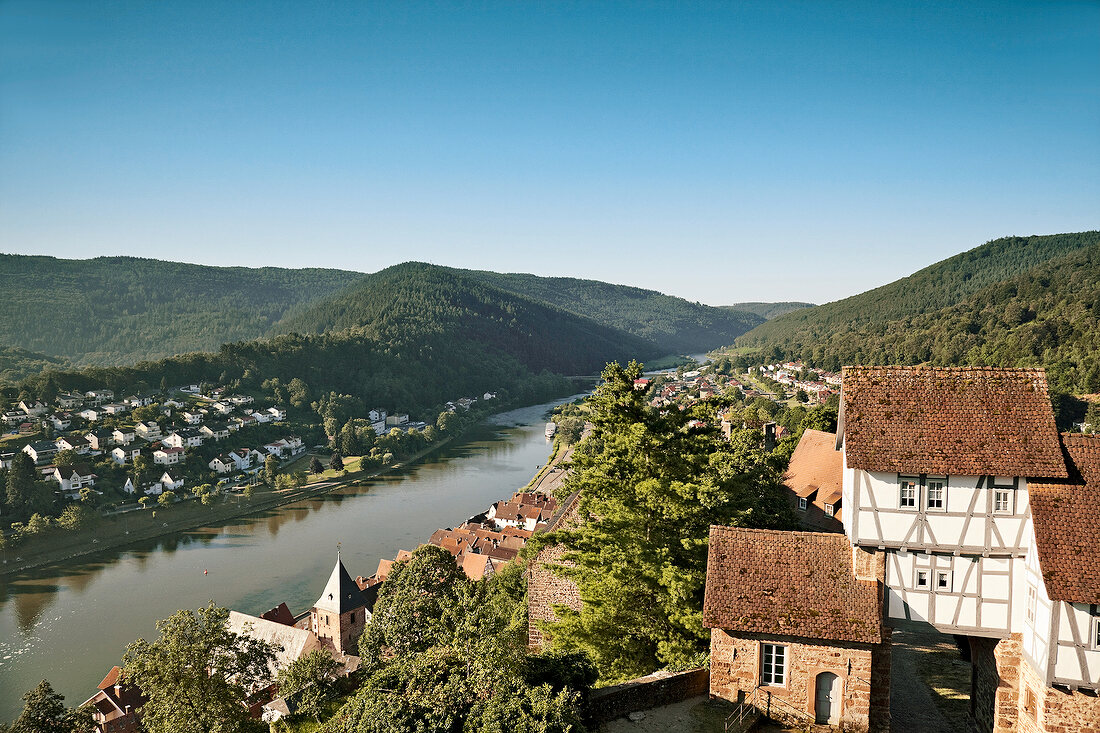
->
[585,667,710,725]
[970,634,1022,733]
[1017,656,1100,733]
[710,629,885,732]
[526,491,582,649]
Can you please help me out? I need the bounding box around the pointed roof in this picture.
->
[313,554,368,615]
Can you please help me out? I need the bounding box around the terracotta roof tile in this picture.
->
[1029,433,1100,604]
[841,366,1067,477]
[703,526,883,644]
[785,429,842,498]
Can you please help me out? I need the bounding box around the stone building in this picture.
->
[309,553,371,655]
[526,491,583,649]
[703,526,891,730]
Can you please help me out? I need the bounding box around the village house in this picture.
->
[212,401,233,415]
[228,394,254,406]
[111,427,135,446]
[199,422,230,440]
[783,428,843,532]
[18,399,48,416]
[53,464,97,499]
[712,365,1100,732]
[80,407,103,422]
[0,452,15,470]
[56,393,84,409]
[81,666,145,733]
[159,471,184,492]
[101,402,129,416]
[704,526,891,730]
[56,435,91,455]
[124,394,155,408]
[153,447,184,465]
[134,421,162,440]
[47,413,72,431]
[111,446,141,465]
[162,428,202,449]
[251,411,272,424]
[85,429,113,451]
[22,440,58,464]
[85,389,115,404]
[209,454,237,474]
[181,411,204,424]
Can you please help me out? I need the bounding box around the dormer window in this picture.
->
[797,497,807,511]
[824,503,835,517]
[926,478,946,510]
[899,477,919,509]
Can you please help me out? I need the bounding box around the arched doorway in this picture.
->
[815,671,842,725]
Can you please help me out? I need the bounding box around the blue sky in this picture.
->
[1,1,1097,305]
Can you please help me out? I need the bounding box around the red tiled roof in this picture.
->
[841,366,1067,477]
[1029,433,1100,604]
[703,526,883,644]
[785,429,842,499]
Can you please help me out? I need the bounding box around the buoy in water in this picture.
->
[204,569,208,575]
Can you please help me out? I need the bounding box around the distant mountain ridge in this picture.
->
[0,254,363,366]
[0,254,788,370]
[730,231,1100,393]
[722,302,814,320]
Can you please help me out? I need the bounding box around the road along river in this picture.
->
[0,396,580,722]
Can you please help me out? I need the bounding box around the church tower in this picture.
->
[310,553,370,655]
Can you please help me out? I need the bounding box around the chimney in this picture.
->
[115,683,122,698]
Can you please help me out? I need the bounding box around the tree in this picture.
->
[242,483,255,501]
[26,513,51,535]
[138,496,150,510]
[534,361,795,682]
[157,491,176,507]
[329,453,344,472]
[795,388,809,403]
[276,649,339,721]
[56,504,94,532]
[309,456,323,474]
[123,603,277,733]
[11,679,92,733]
[53,450,76,468]
[6,452,36,511]
[264,455,279,485]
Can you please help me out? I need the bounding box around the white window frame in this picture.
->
[993,488,1013,514]
[760,643,787,687]
[936,570,952,592]
[899,477,919,510]
[824,503,835,517]
[797,497,807,511]
[915,570,929,589]
[1026,586,1037,624]
[926,477,947,511]
[1092,613,1100,651]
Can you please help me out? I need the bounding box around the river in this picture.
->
[0,396,579,722]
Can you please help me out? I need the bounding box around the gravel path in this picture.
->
[890,630,968,732]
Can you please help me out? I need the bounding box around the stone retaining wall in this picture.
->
[586,667,711,725]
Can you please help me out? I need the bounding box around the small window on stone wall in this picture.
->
[1024,688,1037,719]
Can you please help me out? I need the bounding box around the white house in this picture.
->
[56,393,84,409]
[832,366,1100,731]
[55,435,90,455]
[101,403,128,415]
[199,423,230,440]
[85,389,114,403]
[18,400,48,416]
[79,408,103,422]
[134,421,162,440]
[209,454,237,474]
[181,411,204,425]
[267,406,287,421]
[111,446,141,465]
[212,402,233,415]
[162,429,202,449]
[22,441,58,464]
[153,447,184,465]
[228,394,254,406]
[159,471,184,492]
[112,427,135,445]
[53,464,97,499]
[251,411,272,424]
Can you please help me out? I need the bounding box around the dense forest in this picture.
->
[0,255,362,365]
[455,267,766,353]
[0,347,69,384]
[732,232,1100,392]
[721,301,814,319]
[14,264,670,416]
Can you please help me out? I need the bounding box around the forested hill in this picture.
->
[273,262,661,375]
[0,254,362,366]
[446,268,766,353]
[0,347,69,384]
[731,231,1100,393]
[722,302,814,320]
[17,263,663,414]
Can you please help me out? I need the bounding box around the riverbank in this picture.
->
[0,433,463,578]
